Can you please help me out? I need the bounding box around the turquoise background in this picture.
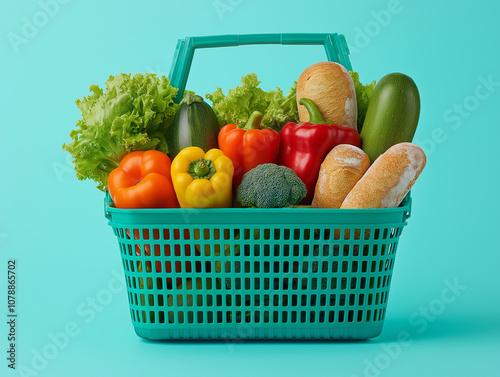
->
[1,0,499,376]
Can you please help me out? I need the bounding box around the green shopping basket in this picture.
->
[104,33,412,341]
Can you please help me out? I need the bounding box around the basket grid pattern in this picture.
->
[110,223,404,339]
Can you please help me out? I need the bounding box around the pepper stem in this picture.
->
[188,158,216,179]
[299,98,326,123]
[238,110,264,130]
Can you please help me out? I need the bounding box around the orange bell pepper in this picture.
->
[218,111,280,189]
[107,150,179,209]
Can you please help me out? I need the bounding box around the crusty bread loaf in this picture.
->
[312,145,370,209]
[340,143,426,209]
[297,61,358,130]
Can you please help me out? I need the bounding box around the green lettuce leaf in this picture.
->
[205,73,298,131]
[349,71,376,131]
[63,73,179,191]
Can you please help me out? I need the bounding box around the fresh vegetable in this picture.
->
[276,98,361,204]
[206,73,298,131]
[167,93,220,159]
[171,147,234,208]
[218,110,281,189]
[236,163,306,208]
[360,73,420,163]
[300,98,361,147]
[63,73,179,191]
[107,150,179,209]
[349,71,376,131]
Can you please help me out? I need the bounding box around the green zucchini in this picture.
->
[167,94,220,158]
[360,73,420,163]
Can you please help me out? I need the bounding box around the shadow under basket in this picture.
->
[104,192,412,341]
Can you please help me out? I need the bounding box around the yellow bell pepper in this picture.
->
[171,147,234,208]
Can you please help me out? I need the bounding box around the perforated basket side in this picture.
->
[108,219,407,340]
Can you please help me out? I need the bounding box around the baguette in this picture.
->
[340,143,426,209]
[296,61,358,130]
[312,145,370,209]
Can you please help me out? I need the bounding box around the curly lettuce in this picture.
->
[207,71,374,132]
[62,73,179,191]
[349,71,376,131]
[206,73,298,131]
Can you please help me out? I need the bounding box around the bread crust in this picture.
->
[297,61,357,130]
[340,143,426,209]
[312,145,370,209]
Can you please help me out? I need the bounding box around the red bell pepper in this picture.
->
[277,98,361,204]
[218,111,281,189]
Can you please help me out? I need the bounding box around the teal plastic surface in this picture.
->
[105,33,412,340]
[105,193,411,340]
[169,33,352,103]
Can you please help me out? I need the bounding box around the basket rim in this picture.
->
[104,192,412,226]
[104,191,411,215]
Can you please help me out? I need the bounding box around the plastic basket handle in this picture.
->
[168,33,352,103]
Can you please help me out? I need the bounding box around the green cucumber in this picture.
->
[167,94,220,158]
[360,73,420,163]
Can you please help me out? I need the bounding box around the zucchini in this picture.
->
[360,73,420,163]
[167,94,220,158]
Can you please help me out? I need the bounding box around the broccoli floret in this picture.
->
[236,163,307,208]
